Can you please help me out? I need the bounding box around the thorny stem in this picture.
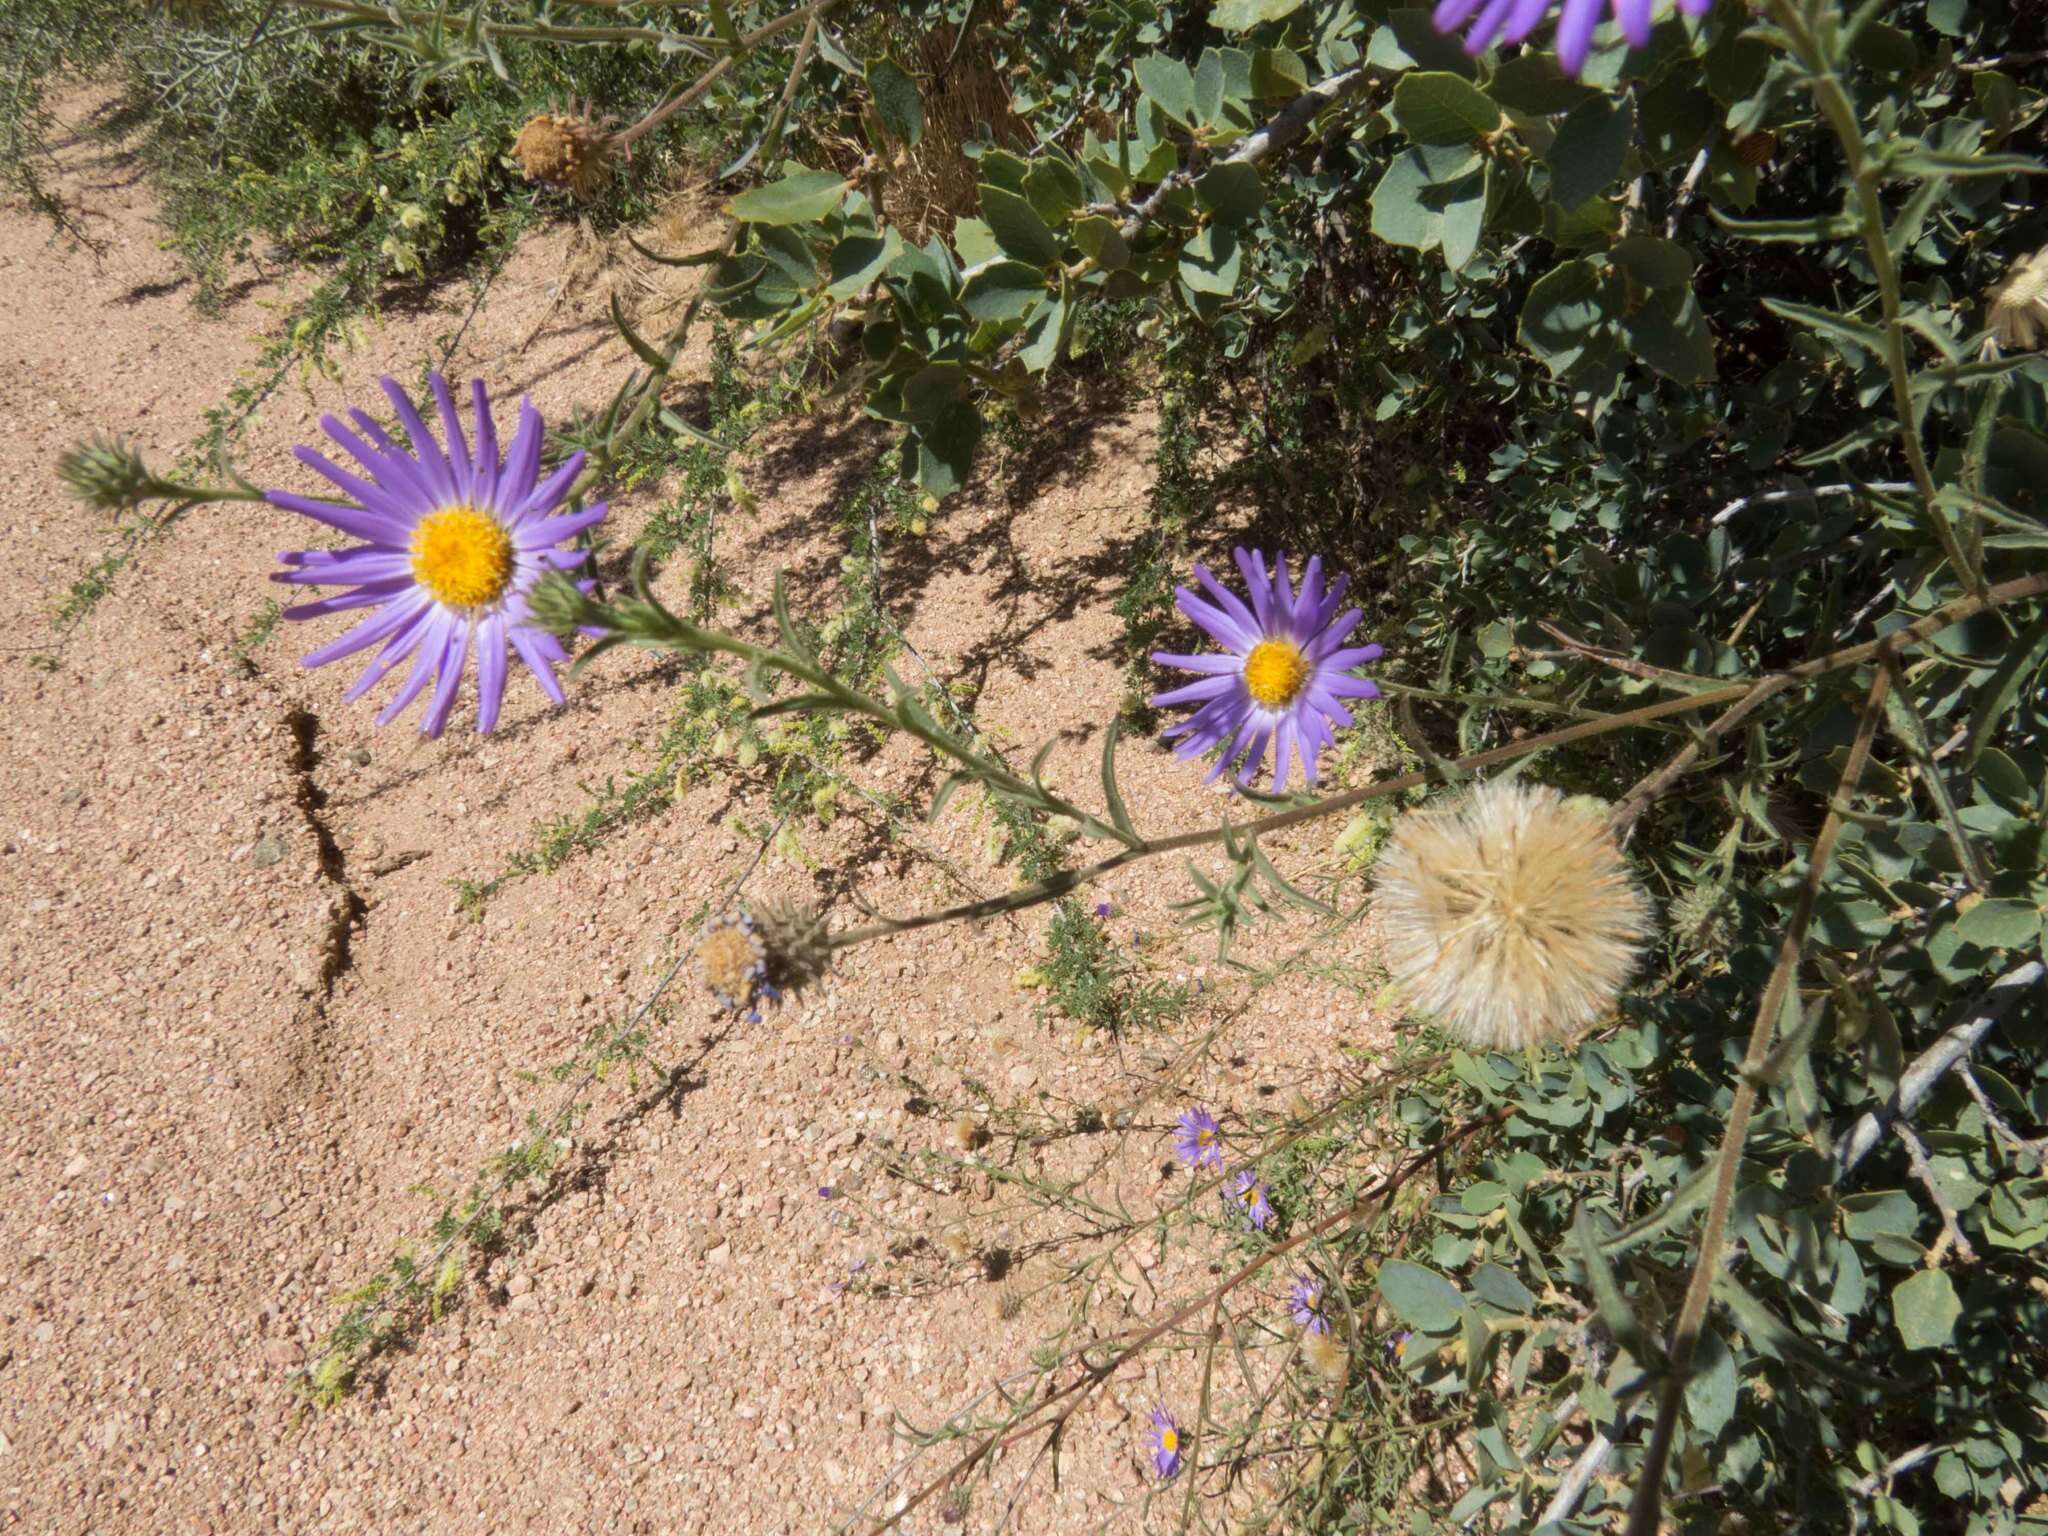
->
[1763,0,1981,594]
[1624,663,1891,1536]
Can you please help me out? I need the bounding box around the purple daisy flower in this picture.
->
[1151,549,1380,793]
[1229,1169,1274,1231]
[268,373,607,737]
[1289,1273,1331,1334]
[1432,0,1715,77]
[1385,1329,1412,1363]
[1174,1106,1224,1169]
[1148,1406,1183,1480]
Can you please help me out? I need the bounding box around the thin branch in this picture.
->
[1709,481,1915,527]
[1895,1120,1975,1265]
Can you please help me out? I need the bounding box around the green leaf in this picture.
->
[867,58,924,147]
[1892,1268,1961,1351]
[1520,258,1619,375]
[1178,225,1243,295]
[725,168,847,226]
[1210,0,1304,28]
[978,185,1063,267]
[1071,215,1130,270]
[826,231,899,299]
[1488,55,1601,115]
[1369,8,1480,76]
[609,293,668,372]
[1369,144,1484,253]
[1135,53,1199,128]
[1391,72,1501,145]
[1100,717,1140,841]
[1024,160,1085,227]
[1018,289,1070,372]
[1470,1263,1536,1314]
[912,401,982,497]
[1194,49,1227,127]
[1545,96,1632,210]
[1250,46,1309,97]
[1764,297,1887,354]
[952,217,1000,268]
[1609,236,1695,289]
[1621,287,1716,383]
[959,261,1050,323]
[1378,1259,1463,1332]
[1955,897,2043,950]
[1195,161,1265,226]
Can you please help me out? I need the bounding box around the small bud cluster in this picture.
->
[58,435,165,512]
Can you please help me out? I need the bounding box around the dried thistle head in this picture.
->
[512,102,615,201]
[937,1226,976,1262]
[1302,1328,1350,1386]
[951,1113,983,1154]
[1373,780,1652,1052]
[1987,244,2048,354]
[697,900,832,1018]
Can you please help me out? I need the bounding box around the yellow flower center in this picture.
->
[1243,639,1309,708]
[410,505,514,609]
[1197,1128,1215,1147]
[1161,1430,1179,1453]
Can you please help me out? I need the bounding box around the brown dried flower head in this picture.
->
[1987,243,2048,354]
[697,914,767,1013]
[1374,779,1652,1052]
[512,102,614,200]
[951,1113,983,1154]
[1302,1328,1350,1386]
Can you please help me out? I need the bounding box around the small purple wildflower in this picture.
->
[1289,1274,1331,1334]
[1229,1169,1274,1231]
[818,1185,836,1199]
[1431,0,1715,78]
[1093,900,1116,919]
[1151,549,1380,793]
[1385,1329,1412,1363]
[268,372,606,737]
[1148,1406,1184,1480]
[1174,1107,1224,1169]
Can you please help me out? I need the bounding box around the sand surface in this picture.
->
[0,86,1395,1534]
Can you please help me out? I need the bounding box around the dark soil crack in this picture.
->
[260,709,370,1119]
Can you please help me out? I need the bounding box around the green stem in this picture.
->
[1766,0,1982,593]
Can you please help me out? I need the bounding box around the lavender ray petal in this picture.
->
[279,581,414,620]
[1614,0,1653,46]
[1324,675,1383,699]
[518,452,588,524]
[1462,0,1521,52]
[299,592,428,669]
[380,376,458,502]
[1230,549,1278,633]
[1502,0,1559,41]
[511,626,567,705]
[1150,651,1244,676]
[1314,641,1384,670]
[419,619,472,737]
[342,603,436,702]
[474,615,509,734]
[375,614,450,726]
[498,399,545,514]
[428,372,474,501]
[267,490,412,546]
[1432,0,1489,30]
[1175,585,1259,653]
[468,379,501,507]
[515,502,606,550]
[270,552,415,586]
[1190,564,1264,644]
[1554,0,1605,73]
[293,445,418,523]
[1152,675,1242,708]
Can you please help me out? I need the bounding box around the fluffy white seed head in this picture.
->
[1373,779,1652,1052]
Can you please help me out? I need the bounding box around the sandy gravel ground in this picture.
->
[0,88,1397,1534]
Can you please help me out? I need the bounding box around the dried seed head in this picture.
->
[750,897,833,997]
[1374,780,1652,1052]
[986,1281,1024,1321]
[1303,1328,1350,1385]
[697,913,767,1014]
[938,1226,976,1262]
[512,104,614,200]
[951,1113,983,1153]
[1988,244,2048,354]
